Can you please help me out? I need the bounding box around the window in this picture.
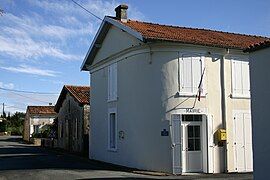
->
[33,125,40,134]
[108,108,117,151]
[182,115,202,122]
[59,122,64,138]
[180,55,205,95]
[68,100,71,113]
[108,63,117,101]
[187,125,201,151]
[75,118,78,139]
[232,58,250,97]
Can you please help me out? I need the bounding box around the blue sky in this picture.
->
[0,0,269,113]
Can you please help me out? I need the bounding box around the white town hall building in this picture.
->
[81,4,269,174]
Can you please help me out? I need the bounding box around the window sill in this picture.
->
[230,94,250,99]
[107,98,118,103]
[175,92,206,98]
[107,148,117,152]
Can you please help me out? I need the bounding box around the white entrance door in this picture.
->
[181,115,203,172]
[234,112,253,172]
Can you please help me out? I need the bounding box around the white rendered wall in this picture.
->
[250,47,270,180]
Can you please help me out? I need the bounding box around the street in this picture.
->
[0,136,252,180]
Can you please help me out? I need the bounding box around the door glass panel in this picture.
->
[188,139,194,151]
[187,125,201,151]
[194,126,200,137]
[195,138,201,151]
[188,126,193,138]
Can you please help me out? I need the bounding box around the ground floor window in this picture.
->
[33,125,40,134]
[108,108,117,151]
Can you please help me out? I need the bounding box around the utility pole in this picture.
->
[2,103,5,118]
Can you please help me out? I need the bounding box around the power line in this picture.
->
[5,105,25,110]
[5,91,52,104]
[0,87,58,95]
[70,0,102,21]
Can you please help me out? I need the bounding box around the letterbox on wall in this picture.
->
[217,129,227,142]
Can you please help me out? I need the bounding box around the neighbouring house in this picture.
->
[23,106,56,142]
[55,85,90,154]
[245,41,270,180]
[81,4,270,174]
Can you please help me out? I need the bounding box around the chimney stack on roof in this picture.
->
[115,4,128,22]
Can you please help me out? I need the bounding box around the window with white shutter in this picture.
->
[232,58,250,98]
[179,55,205,95]
[108,63,117,101]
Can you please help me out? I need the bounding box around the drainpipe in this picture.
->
[221,48,229,172]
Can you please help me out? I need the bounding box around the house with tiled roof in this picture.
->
[55,85,90,154]
[245,41,270,180]
[81,4,270,174]
[23,106,56,142]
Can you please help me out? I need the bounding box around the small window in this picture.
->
[68,100,71,113]
[232,58,250,98]
[108,63,117,101]
[33,125,40,134]
[108,109,117,151]
[182,115,202,122]
[60,122,64,138]
[75,118,78,139]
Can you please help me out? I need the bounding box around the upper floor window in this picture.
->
[231,58,250,98]
[108,63,117,101]
[179,55,205,95]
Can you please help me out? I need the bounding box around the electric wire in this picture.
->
[70,0,102,21]
[0,87,58,95]
[3,90,53,104]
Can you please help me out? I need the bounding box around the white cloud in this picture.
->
[0,64,59,77]
[0,82,15,89]
[0,0,145,62]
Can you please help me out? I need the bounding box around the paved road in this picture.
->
[0,136,252,180]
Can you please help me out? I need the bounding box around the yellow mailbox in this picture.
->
[217,129,227,141]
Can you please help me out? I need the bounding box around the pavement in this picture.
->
[0,136,252,180]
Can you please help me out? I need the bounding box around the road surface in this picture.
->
[0,136,252,180]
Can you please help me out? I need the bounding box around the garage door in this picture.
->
[233,112,253,172]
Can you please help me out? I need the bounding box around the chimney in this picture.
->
[115,4,128,22]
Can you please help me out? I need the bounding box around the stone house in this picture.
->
[55,85,90,153]
[23,106,56,142]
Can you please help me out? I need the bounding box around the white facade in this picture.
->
[249,46,270,180]
[30,116,54,136]
[83,20,254,174]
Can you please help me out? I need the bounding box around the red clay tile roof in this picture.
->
[65,85,90,104]
[27,106,56,115]
[54,85,90,112]
[244,40,270,52]
[118,19,269,50]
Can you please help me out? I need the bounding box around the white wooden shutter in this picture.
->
[242,61,250,96]
[108,63,117,101]
[243,113,253,171]
[232,61,242,96]
[108,65,112,100]
[207,115,214,173]
[171,114,181,174]
[180,56,192,93]
[192,56,202,93]
[112,63,117,100]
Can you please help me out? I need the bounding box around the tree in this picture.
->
[6,112,25,135]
